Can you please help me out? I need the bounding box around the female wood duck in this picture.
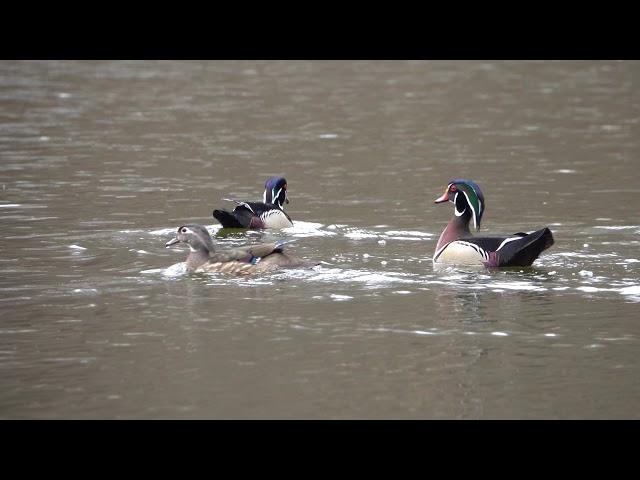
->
[212,176,293,229]
[165,224,317,274]
[433,179,554,267]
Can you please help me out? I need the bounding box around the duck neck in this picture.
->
[436,214,472,252]
[186,246,211,271]
[264,187,285,209]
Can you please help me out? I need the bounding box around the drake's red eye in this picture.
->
[450,185,457,192]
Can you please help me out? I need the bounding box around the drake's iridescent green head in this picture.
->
[434,179,485,230]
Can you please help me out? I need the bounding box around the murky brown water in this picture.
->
[1,60,639,419]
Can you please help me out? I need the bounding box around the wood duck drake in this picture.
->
[212,177,293,229]
[433,179,554,267]
[165,224,316,274]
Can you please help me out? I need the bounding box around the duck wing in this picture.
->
[491,227,554,267]
[213,200,292,229]
[461,228,554,267]
[211,239,297,264]
[231,200,292,226]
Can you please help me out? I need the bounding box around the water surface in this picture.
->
[1,60,639,418]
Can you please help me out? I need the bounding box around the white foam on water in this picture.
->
[73,288,98,294]
[619,285,640,296]
[384,230,434,237]
[491,332,509,336]
[330,294,353,301]
[141,263,187,277]
[0,329,38,334]
[344,231,379,239]
[305,267,417,287]
[553,252,618,258]
[0,204,22,208]
[150,227,181,235]
[390,237,428,242]
[150,224,221,236]
[284,221,337,237]
[593,225,638,230]
[352,272,414,285]
[68,244,87,250]
[576,286,616,293]
[484,281,546,292]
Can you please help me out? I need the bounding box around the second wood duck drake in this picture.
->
[165,224,317,274]
[433,179,554,267]
[212,176,294,229]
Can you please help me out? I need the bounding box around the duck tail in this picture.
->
[497,227,555,267]
[212,209,246,228]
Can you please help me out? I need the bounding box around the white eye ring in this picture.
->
[180,227,187,234]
